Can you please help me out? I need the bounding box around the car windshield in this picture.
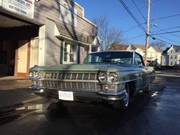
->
[83,52,133,64]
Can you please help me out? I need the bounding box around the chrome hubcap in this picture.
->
[124,90,129,107]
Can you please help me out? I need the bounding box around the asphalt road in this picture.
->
[0,70,179,135]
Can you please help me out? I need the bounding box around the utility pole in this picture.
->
[145,0,151,65]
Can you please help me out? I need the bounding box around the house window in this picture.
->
[63,45,67,62]
[70,46,75,62]
[63,43,77,64]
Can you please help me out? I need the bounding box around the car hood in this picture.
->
[30,63,133,73]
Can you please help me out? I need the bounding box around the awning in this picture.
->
[55,22,100,48]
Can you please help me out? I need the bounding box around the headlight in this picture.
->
[34,71,40,79]
[98,72,107,83]
[108,72,119,83]
[98,72,119,83]
[29,72,33,77]
[29,71,41,80]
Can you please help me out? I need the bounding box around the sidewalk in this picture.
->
[0,76,36,109]
[155,70,180,75]
[0,76,29,81]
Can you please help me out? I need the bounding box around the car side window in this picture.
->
[134,53,144,66]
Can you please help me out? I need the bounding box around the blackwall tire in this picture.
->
[112,84,130,111]
[143,83,151,93]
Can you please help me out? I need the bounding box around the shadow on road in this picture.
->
[0,84,165,135]
[42,86,164,135]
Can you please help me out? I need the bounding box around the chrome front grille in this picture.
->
[42,81,101,91]
[42,72,100,91]
[44,72,97,80]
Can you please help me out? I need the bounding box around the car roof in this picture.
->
[89,50,143,58]
[89,50,136,54]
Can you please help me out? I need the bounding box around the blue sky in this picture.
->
[75,0,180,48]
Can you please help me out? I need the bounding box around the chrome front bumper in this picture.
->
[29,84,126,101]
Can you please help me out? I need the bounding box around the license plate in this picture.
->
[58,91,74,101]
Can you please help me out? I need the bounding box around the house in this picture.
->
[109,44,129,50]
[162,45,180,66]
[0,0,100,76]
[127,44,145,57]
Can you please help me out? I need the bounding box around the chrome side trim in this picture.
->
[33,89,44,94]
[98,89,126,96]
[98,89,126,100]
[28,85,46,90]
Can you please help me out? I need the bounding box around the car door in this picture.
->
[134,53,148,89]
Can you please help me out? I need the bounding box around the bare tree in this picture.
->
[150,41,166,51]
[92,15,125,50]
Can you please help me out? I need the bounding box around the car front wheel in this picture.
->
[143,83,150,93]
[112,83,130,111]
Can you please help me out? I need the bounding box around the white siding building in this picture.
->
[162,45,180,66]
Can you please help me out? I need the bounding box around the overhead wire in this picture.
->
[127,34,145,40]
[110,0,145,27]
[153,26,180,38]
[131,0,146,21]
[118,0,146,33]
[151,30,180,36]
[150,0,180,45]
[157,35,180,44]
[151,14,180,21]
[153,26,180,32]
[118,0,180,45]
[150,29,180,44]
[149,36,174,45]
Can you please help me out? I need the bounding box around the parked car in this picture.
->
[28,50,155,110]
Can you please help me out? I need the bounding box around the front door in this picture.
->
[16,40,29,77]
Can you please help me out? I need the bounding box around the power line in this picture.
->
[157,35,180,44]
[151,14,180,21]
[117,0,180,46]
[110,0,145,26]
[118,0,146,33]
[127,34,145,40]
[150,36,174,45]
[154,26,180,32]
[154,26,180,38]
[123,24,143,32]
[151,30,180,35]
[131,0,146,21]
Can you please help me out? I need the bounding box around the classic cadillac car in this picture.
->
[28,51,155,110]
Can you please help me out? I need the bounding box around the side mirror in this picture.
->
[137,60,142,65]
